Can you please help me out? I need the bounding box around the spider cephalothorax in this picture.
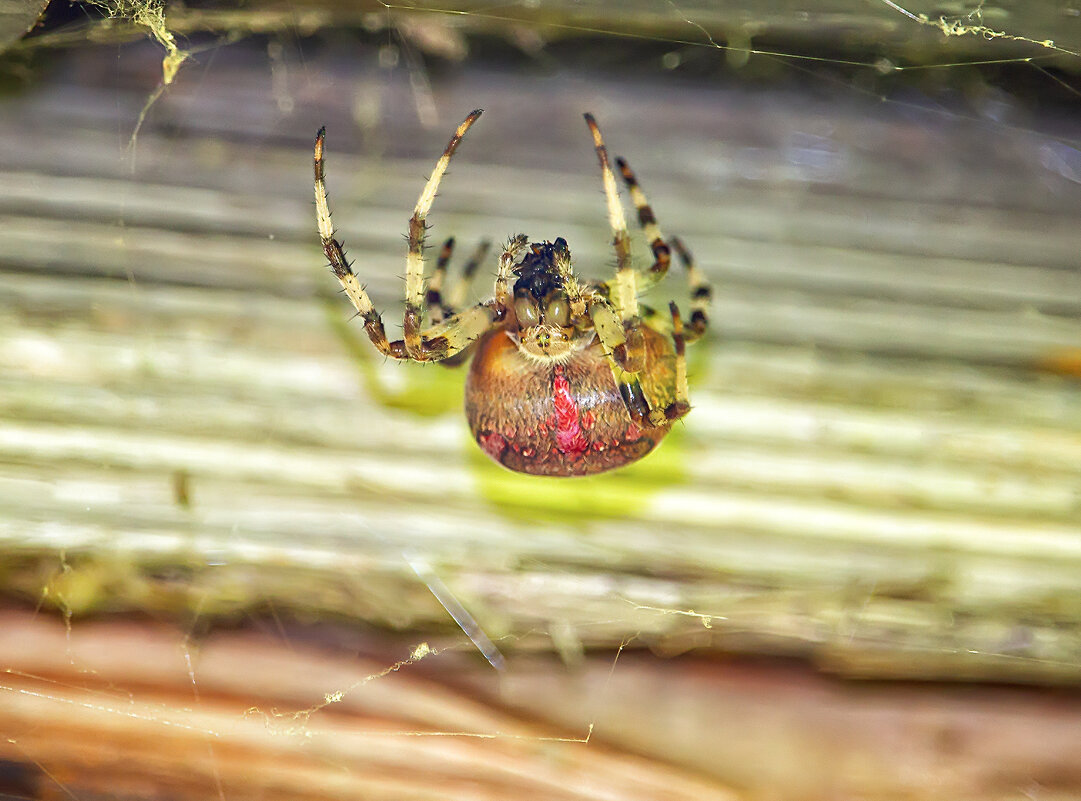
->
[508,238,582,361]
[314,110,711,476]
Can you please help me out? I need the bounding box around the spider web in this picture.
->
[2,0,1081,798]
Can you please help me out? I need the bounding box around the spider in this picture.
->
[314,110,711,477]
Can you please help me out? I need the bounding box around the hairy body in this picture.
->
[466,325,677,476]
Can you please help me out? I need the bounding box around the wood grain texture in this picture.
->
[4,609,1081,801]
[1,33,1081,694]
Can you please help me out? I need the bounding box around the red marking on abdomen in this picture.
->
[552,367,589,455]
[479,432,507,459]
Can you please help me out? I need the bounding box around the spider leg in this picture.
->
[315,127,408,359]
[425,237,455,325]
[584,113,646,374]
[664,301,692,421]
[431,238,494,368]
[422,301,504,357]
[316,121,498,363]
[445,239,492,313]
[597,349,664,429]
[405,109,484,361]
[418,234,521,365]
[615,156,671,293]
[587,294,666,428]
[591,300,689,427]
[670,236,711,343]
[593,237,709,345]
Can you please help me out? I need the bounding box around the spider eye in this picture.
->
[514,295,541,328]
[546,294,570,327]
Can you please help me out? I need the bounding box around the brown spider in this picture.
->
[314,110,711,477]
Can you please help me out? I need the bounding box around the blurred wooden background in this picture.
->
[1,2,1081,798]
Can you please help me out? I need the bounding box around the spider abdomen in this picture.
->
[465,327,677,477]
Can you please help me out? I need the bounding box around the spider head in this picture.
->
[509,238,577,361]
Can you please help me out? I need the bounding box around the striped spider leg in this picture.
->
[582,113,699,427]
[313,110,509,363]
